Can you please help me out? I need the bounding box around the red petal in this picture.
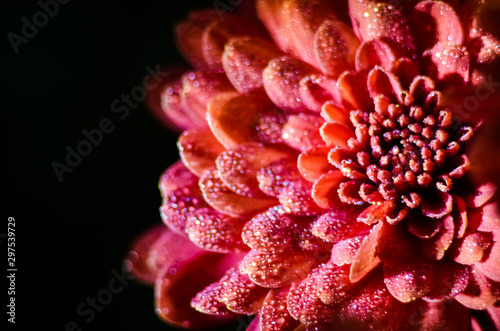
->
[321,101,350,127]
[314,19,360,77]
[279,179,324,215]
[240,250,315,288]
[452,231,493,265]
[178,128,226,177]
[355,39,395,73]
[260,287,300,331]
[455,266,500,310]
[319,122,355,148]
[423,41,470,83]
[154,243,241,328]
[282,114,325,151]
[175,10,219,70]
[330,236,365,266]
[180,70,233,123]
[476,229,500,282]
[349,222,382,283]
[124,224,166,284]
[420,190,453,218]
[340,273,406,329]
[336,71,372,112]
[311,170,344,209]
[420,215,455,260]
[383,257,438,303]
[349,1,415,57]
[191,281,232,316]
[201,14,266,69]
[357,200,395,225]
[316,262,356,305]
[222,36,283,94]
[207,92,274,148]
[311,205,368,243]
[410,0,463,52]
[216,142,292,197]
[186,207,247,253]
[297,147,332,183]
[462,182,496,208]
[407,214,443,239]
[199,168,277,217]
[299,74,340,113]
[257,158,303,198]
[241,206,295,252]
[158,161,199,198]
[367,66,397,100]
[219,267,269,315]
[423,260,469,301]
[263,56,317,112]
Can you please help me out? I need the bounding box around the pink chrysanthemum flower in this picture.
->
[126,0,500,330]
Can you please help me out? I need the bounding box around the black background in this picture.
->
[1,1,250,330]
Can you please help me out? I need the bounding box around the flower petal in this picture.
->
[257,158,303,198]
[282,114,325,151]
[222,36,283,94]
[312,169,344,209]
[186,207,247,253]
[199,168,277,217]
[423,260,469,301]
[476,229,500,282]
[330,236,365,266]
[216,142,292,197]
[423,41,470,83]
[263,56,317,112]
[279,179,324,215]
[316,262,356,305]
[410,0,463,52]
[314,19,360,77]
[420,214,455,260]
[180,70,234,122]
[312,205,368,243]
[155,242,240,328]
[219,267,269,315]
[297,147,333,182]
[124,224,166,284]
[178,128,226,177]
[455,266,500,310]
[451,231,493,265]
[240,250,315,288]
[355,39,395,73]
[207,91,274,148]
[420,190,453,218]
[383,257,438,303]
[350,222,383,283]
[336,71,372,112]
[260,287,300,331]
[191,281,232,316]
[299,74,340,113]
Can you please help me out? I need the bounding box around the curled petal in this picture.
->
[407,214,443,239]
[178,128,226,177]
[260,287,300,331]
[279,179,324,215]
[314,19,360,77]
[367,66,398,100]
[263,56,317,112]
[337,71,372,112]
[297,147,333,182]
[357,200,395,225]
[355,39,395,73]
[321,101,351,126]
[159,161,199,198]
[240,250,315,288]
[350,222,383,283]
[455,266,500,310]
[320,122,355,148]
[420,215,455,260]
[299,75,340,113]
[222,36,283,94]
[421,190,453,218]
[424,41,470,83]
[410,0,463,51]
[312,170,344,209]
[199,168,277,217]
[393,57,420,90]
